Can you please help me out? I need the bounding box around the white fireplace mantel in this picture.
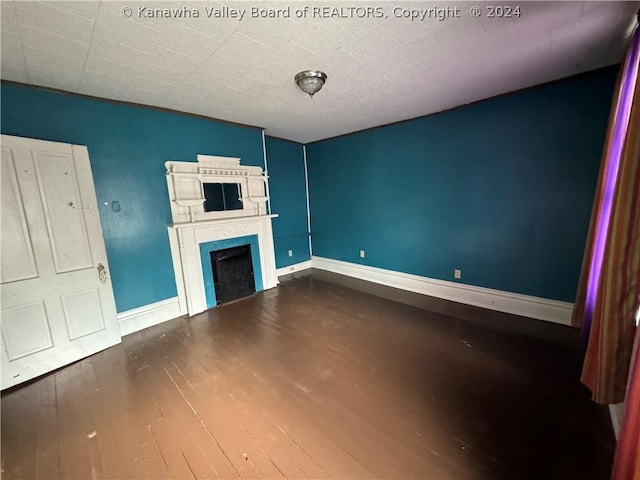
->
[165,155,278,316]
[168,214,279,316]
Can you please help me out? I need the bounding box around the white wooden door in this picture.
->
[1,135,121,390]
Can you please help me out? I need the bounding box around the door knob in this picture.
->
[97,263,107,284]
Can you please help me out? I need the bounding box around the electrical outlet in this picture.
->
[288,249,293,257]
[454,269,462,279]
[360,250,365,258]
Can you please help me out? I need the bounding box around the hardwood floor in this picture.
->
[1,270,615,479]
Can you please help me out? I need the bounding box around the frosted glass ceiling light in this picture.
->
[295,70,327,98]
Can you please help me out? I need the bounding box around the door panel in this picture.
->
[1,301,53,360]
[33,150,93,273]
[0,148,39,283]
[0,135,121,389]
[61,289,105,340]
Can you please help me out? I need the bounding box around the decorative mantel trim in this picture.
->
[165,155,269,223]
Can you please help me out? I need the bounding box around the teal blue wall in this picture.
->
[1,83,265,312]
[265,136,311,268]
[0,66,617,308]
[306,67,617,302]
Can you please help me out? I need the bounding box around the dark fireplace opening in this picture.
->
[210,244,255,305]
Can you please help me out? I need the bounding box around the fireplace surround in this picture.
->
[166,155,278,316]
[202,237,259,307]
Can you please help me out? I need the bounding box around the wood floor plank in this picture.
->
[166,320,330,479]
[133,330,241,479]
[99,344,173,480]
[1,270,615,479]
[1,378,42,479]
[33,373,59,479]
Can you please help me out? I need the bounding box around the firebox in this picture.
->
[198,235,264,309]
[210,244,255,305]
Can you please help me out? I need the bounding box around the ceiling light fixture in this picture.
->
[295,70,327,98]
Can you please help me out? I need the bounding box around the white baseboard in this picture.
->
[311,256,574,326]
[136,258,572,329]
[276,260,313,277]
[117,296,185,336]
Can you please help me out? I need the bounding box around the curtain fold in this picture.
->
[571,26,640,405]
[571,69,622,334]
[612,323,640,479]
[609,43,640,477]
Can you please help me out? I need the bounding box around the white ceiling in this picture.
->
[1,1,639,143]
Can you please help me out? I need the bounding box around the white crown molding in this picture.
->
[117,296,185,337]
[310,256,574,326]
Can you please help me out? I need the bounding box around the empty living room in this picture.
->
[1,1,639,479]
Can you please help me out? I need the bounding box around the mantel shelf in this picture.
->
[175,199,205,207]
[244,196,269,203]
[169,214,279,230]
